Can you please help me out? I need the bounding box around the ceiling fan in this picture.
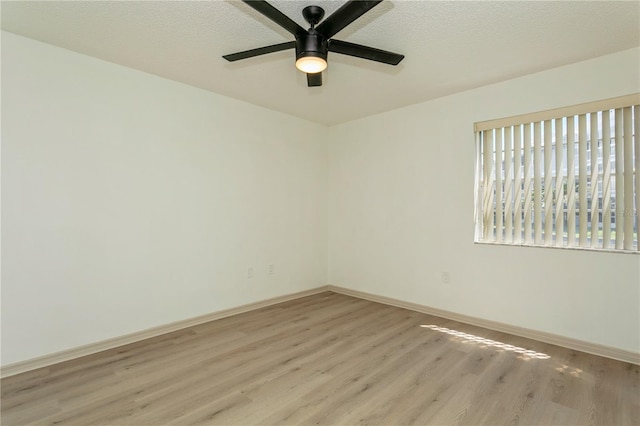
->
[223,0,404,87]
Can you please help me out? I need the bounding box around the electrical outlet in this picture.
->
[248,267,254,278]
[442,272,450,283]
[269,264,275,275]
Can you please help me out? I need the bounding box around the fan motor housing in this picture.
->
[295,31,328,62]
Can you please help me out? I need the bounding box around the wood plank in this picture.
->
[1,292,638,426]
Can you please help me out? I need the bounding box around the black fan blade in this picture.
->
[329,39,404,65]
[316,0,382,38]
[307,72,322,87]
[242,0,307,37]
[223,41,295,62]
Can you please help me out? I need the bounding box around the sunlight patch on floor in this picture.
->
[420,324,550,360]
[555,363,583,377]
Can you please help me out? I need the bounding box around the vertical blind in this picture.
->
[474,94,639,252]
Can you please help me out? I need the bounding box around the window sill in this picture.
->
[474,241,639,255]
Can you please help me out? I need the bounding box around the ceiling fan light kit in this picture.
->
[223,0,404,87]
[295,55,327,74]
[295,30,328,73]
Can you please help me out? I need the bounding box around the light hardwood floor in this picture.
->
[1,292,638,425]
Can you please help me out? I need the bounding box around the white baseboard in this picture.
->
[3,284,637,378]
[328,285,640,365]
[0,286,330,378]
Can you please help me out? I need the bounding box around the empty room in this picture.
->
[1,1,639,425]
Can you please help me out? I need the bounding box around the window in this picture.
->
[474,94,639,252]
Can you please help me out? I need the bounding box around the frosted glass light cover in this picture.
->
[296,56,327,73]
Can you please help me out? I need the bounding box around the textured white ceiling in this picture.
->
[2,1,639,125]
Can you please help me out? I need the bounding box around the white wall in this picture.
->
[1,32,328,365]
[327,48,640,354]
[3,30,639,367]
